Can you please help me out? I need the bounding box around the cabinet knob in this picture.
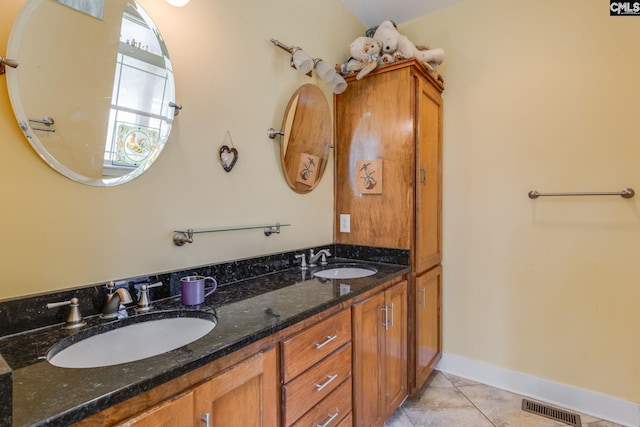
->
[420,167,427,185]
[420,287,426,306]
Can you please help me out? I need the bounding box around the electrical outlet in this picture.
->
[340,214,350,233]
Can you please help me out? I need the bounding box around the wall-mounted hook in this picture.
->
[267,128,285,139]
[169,101,183,116]
[0,56,18,75]
[173,228,194,246]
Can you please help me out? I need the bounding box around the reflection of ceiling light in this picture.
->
[166,0,190,6]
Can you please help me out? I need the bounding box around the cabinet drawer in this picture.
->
[281,309,351,382]
[291,378,352,427]
[283,343,352,426]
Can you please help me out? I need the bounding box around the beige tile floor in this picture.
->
[385,371,625,427]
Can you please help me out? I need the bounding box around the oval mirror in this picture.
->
[279,84,331,193]
[6,0,176,186]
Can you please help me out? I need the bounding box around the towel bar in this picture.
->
[528,188,634,199]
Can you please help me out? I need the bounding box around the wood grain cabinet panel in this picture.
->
[290,379,352,427]
[282,343,351,426]
[280,309,351,382]
[112,348,277,427]
[281,309,353,427]
[335,59,444,395]
[113,392,194,427]
[193,348,278,427]
[415,266,442,389]
[352,280,407,427]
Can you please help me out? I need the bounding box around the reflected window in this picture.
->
[103,5,174,177]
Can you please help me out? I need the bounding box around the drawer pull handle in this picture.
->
[315,374,338,391]
[382,306,389,330]
[420,287,426,306]
[316,411,339,427]
[390,302,395,327]
[314,335,337,349]
[201,413,210,427]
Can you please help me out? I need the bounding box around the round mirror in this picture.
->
[280,84,331,193]
[6,0,176,186]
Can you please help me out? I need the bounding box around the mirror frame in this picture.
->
[280,84,331,193]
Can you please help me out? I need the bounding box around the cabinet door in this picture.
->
[334,66,415,250]
[415,266,442,389]
[415,75,443,273]
[114,392,194,427]
[383,281,408,418]
[352,292,385,427]
[193,347,278,427]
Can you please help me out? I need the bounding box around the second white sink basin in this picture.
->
[312,264,377,279]
[47,314,216,368]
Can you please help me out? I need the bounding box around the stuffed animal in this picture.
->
[336,51,394,76]
[372,20,445,72]
[348,36,381,80]
[336,57,364,75]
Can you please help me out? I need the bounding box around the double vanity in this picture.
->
[0,244,411,426]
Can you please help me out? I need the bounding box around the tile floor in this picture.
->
[385,370,625,427]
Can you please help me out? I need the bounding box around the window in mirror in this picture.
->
[103,6,174,176]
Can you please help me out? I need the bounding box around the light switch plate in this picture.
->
[339,214,350,233]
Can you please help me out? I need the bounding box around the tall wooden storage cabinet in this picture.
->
[334,59,443,395]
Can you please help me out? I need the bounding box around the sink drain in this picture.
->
[522,399,581,426]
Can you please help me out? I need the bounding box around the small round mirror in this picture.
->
[279,84,331,193]
[6,0,176,186]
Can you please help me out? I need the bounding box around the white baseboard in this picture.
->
[436,353,640,427]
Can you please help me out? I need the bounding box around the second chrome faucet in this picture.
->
[297,248,332,269]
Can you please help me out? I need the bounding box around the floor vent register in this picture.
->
[521,398,582,426]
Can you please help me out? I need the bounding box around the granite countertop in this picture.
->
[0,258,409,426]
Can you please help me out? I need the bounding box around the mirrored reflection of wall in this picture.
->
[15,0,125,178]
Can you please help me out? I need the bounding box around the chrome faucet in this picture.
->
[101,281,133,319]
[308,248,331,267]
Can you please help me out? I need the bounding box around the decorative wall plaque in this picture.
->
[356,159,383,194]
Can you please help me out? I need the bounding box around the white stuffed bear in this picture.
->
[348,36,382,80]
[373,20,445,72]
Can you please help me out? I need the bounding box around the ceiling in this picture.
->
[340,0,466,28]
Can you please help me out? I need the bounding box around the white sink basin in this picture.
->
[312,265,377,279]
[47,315,216,368]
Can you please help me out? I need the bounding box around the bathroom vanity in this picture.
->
[0,246,410,426]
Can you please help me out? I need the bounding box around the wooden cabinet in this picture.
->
[193,348,278,427]
[335,59,444,394]
[334,59,443,271]
[352,280,407,427]
[414,266,442,388]
[281,309,352,427]
[114,392,194,427]
[113,348,277,427]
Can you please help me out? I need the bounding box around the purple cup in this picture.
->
[180,276,217,305]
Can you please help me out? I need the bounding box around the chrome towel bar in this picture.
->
[528,188,635,199]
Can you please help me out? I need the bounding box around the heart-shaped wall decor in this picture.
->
[219,145,238,172]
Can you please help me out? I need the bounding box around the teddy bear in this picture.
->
[372,20,445,72]
[347,36,382,80]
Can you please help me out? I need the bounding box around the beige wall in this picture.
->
[0,0,363,299]
[3,0,638,407]
[401,0,640,404]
